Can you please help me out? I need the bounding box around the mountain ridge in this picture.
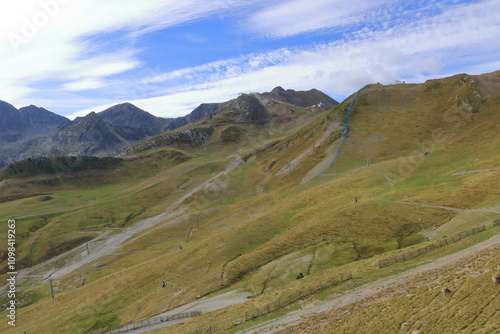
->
[0,87,337,167]
[0,71,498,334]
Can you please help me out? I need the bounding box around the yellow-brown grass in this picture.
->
[1,72,499,334]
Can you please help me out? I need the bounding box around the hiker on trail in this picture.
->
[162,281,166,288]
[354,197,358,203]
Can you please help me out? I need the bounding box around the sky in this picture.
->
[0,0,499,119]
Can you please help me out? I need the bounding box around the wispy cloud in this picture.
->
[245,0,397,38]
[101,0,499,118]
[0,0,263,107]
[1,0,499,119]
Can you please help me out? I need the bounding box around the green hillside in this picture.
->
[0,71,499,334]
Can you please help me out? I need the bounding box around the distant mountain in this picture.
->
[0,112,129,166]
[0,87,337,168]
[0,101,24,144]
[163,102,229,131]
[52,112,131,155]
[18,105,70,132]
[206,87,338,125]
[208,94,271,124]
[0,101,70,145]
[98,103,170,138]
[0,101,208,167]
[261,86,338,108]
[118,87,339,155]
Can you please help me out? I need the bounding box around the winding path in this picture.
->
[451,168,500,176]
[395,201,500,215]
[10,155,243,284]
[235,233,500,334]
[275,122,341,176]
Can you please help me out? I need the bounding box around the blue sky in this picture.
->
[0,0,499,119]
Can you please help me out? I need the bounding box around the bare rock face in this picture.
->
[262,87,338,109]
[209,94,271,124]
[98,103,170,137]
[163,102,229,131]
[0,101,70,145]
[0,87,337,167]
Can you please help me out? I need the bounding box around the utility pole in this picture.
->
[196,214,200,230]
[49,279,55,299]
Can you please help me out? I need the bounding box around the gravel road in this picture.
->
[235,233,500,334]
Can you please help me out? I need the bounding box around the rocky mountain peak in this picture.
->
[98,102,169,131]
[210,93,270,124]
[261,87,337,108]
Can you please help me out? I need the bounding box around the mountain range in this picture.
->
[0,71,499,334]
[0,87,337,168]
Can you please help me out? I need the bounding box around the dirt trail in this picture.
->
[451,167,500,176]
[395,201,465,213]
[49,209,187,280]
[121,289,253,334]
[235,234,500,334]
[300,139,340,184]
[11,155,243,285]
[395,201,500,215]
[165,155,242,212]
[275,122,341,176]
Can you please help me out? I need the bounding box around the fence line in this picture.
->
[190,271,353,334]
[379,225,486,268]
[243,271,352,323]
[89,311,202,334]
[193,325,213,334]
[86,219,497,334]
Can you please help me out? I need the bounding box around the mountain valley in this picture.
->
[0,72,499,334]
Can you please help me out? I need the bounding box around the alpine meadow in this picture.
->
[0,71,499,334]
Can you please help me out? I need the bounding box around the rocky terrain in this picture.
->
[0,87,335,167]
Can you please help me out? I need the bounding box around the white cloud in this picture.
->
[89,0,499,118]
[246,0,397,38]
[2,0,499,120]
[0,0,264,103]
[63,78,106,91]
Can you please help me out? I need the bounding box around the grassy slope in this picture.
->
[274,242,500,334]
[0,72,499,333]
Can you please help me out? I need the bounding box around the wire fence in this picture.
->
[379,225,486,268]
[244,271,352,322]
[89,218,498,334]
[190,271,353,334]
[89,311,202,334]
